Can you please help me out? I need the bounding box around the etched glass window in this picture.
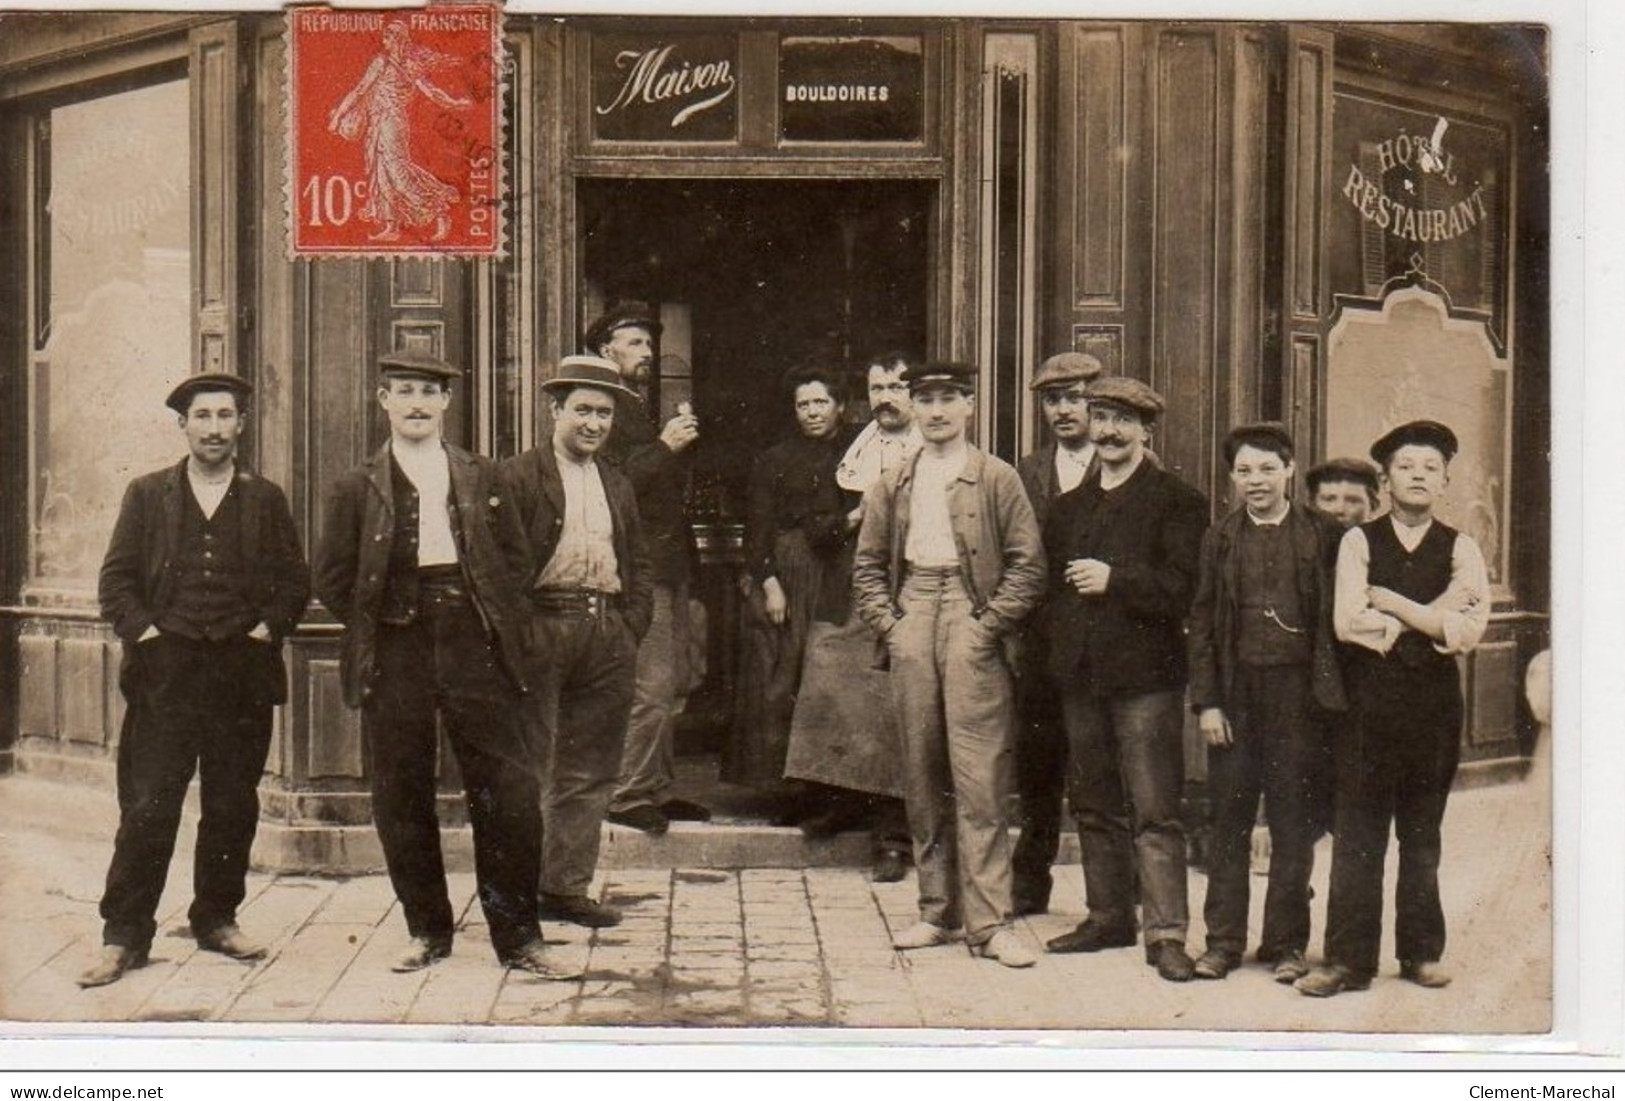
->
[28,77,192,591]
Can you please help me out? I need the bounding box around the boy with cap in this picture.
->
[1186,423,1346,982]
[81,374,309,988]
[500,356,654,930]
[1307,458,1382,529]
[1042,375,1209,982]
[315,352,571,979]
[1297,420,1489,997]
[852,361,1046,967]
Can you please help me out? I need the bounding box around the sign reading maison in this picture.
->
[592,34,738,141]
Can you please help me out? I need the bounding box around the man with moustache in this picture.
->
[81,374,308,988]
[853,361,1046,967]
[315,353,569,978]
[501,356,653,930]
[583,302,711,836]
[1010,351,1105,916]
[1042,376,1209,982]
[783,353,920,879]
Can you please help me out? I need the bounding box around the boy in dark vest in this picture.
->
[1296,420,1490,997]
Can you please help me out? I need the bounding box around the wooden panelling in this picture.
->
[391,259,444,307]
[306,259,370,544]
[1280,27,1334,467]
[58,637,107,746]
[254,24,296,500]
[1227,29,1271,425]
[190,22,240,377]
[1071,324,1124,379]
[306,658,365,781]
[1151,28,1219,490]
[1467,639,1520,753]
[17,634,56,740]
[1072,26,1127,309]
[392,321,446,358]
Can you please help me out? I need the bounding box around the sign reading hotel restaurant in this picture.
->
[1340,117,1490,245]
[779,36,924,142]
[592,33,739,141]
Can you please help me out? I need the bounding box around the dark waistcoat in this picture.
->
[1363,516,1457,670]
[156,482,257,641]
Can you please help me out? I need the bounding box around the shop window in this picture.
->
[26,77,191,592]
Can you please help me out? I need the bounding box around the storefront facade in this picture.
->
[0,14,1549,869]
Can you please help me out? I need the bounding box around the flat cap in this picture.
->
[166,372,252,415]
[583,300,663,353]
[1369,420,1458,465]
[1306,457,1381,494]
[902,360,977,394]
[378,351,461,384]
[1030,352,1104,391]
[1223,421,1295,465]
[1084,375,1164,421]
[542,355,643,403]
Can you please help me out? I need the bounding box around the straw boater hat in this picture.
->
[542,355,643,403]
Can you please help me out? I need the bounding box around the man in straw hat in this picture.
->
[500,355,653,930]
[81,373,309,987]
[315,352,571,979]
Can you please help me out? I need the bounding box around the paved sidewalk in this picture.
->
[0,771,1550,1035]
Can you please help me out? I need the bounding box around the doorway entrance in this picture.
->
[577,177,934,757]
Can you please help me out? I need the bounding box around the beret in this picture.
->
[1369,420,1458,465]
[165,373,252,415]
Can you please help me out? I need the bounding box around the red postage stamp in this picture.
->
[287,4,502,257]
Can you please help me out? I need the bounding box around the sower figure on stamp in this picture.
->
[1297,420,1489,998]
[852,361,1046,968]
[1186,423,1346,983]
[583,302,712,836]
[783,353,920,882]
[1042,376,1209,983]
[81,374,309,988]
[314,352,573,979]
[501,357,654,931]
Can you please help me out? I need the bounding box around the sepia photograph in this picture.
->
[0,0,1584,1061]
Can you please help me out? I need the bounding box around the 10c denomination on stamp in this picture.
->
[288,4,502,257]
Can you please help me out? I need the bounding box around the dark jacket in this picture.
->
[499,445,655,641]
[314,442,531,708]
[601,397,696,587]
[1187,502,1348,714]
[1043,459,1209,694]
[853,446,1047,657]
[98,458,309,703]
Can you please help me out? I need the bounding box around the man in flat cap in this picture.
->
[315,352,572,979]
[1009,351,1104,916]
[852,361,1046,968]
[81,373,308,988]
[500,356,653,930]
[1186,423,1346,983]
[582,302,711,836]
[1298,419,1489,998]
[1042,375,1209,982]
